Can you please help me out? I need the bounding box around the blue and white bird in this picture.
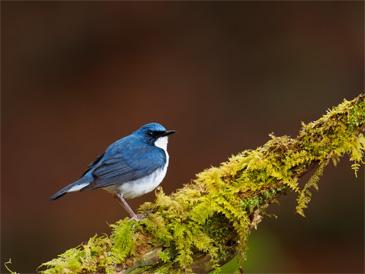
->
[50,123,175,221]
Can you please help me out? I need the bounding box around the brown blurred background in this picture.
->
[1,2,364,273]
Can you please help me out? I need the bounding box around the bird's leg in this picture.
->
[114,193,141,222]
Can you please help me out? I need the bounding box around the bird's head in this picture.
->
[135,123,176,148]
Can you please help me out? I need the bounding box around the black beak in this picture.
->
[162,130,176,136]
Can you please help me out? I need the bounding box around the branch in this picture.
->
[39,94,365,274]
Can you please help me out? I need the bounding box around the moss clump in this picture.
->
[39,94,365,274]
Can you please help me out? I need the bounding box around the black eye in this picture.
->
[147,131,154,137]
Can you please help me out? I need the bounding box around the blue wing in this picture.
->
[80,145,165,191]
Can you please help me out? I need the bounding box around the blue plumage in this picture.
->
[50,123,175,221]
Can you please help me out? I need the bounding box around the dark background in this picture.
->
[1,2,364,273]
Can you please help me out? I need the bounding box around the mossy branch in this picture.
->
[39,94,365,274]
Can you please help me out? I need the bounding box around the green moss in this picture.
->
[39,94,365,274]
[38,220,142,273]
[4,259,19,274]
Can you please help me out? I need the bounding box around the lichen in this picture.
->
[39,94,365,274]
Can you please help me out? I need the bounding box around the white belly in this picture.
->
[106,165,168,199]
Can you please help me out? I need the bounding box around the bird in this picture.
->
[50,122,175,221]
